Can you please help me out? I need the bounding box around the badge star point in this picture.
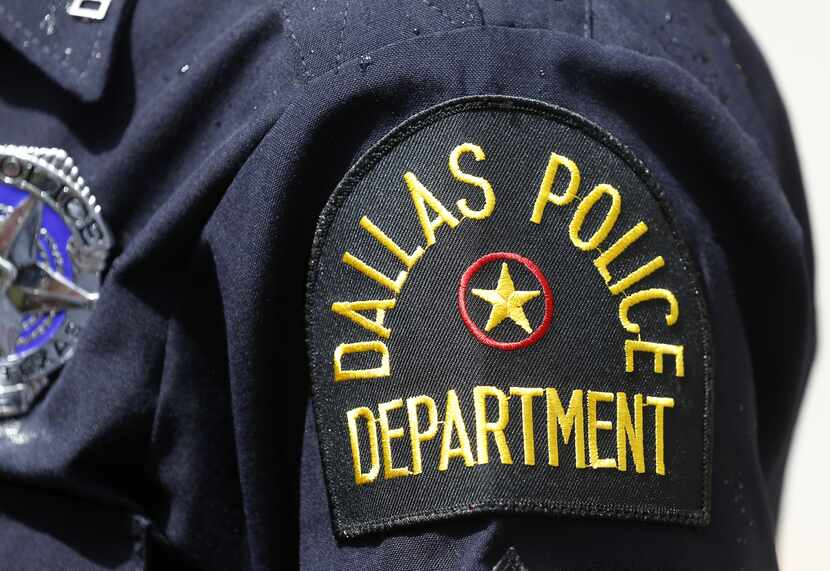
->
[471,262,540,335]
[0,196,97,357]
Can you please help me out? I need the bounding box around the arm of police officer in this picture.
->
[198,2,812,569]
[0,1,812,569]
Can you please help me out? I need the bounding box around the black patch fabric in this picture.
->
[306,96,713,539]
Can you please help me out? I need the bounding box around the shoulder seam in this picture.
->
[278,0,311,82]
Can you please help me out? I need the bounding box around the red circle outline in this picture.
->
[457,252,554,351]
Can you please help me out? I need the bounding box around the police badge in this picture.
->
[0,146,111,417]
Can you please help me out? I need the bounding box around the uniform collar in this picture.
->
[0,0,131,102]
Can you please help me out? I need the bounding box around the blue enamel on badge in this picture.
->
[0,146,111,416]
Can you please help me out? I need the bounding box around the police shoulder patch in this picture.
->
[306,96,713,538]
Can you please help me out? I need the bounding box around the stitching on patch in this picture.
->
[334,0,350,73]
[331,298,396,339]
[279,1,311,81]
[306,96,714,539]
[334,341,391,381]
[338,497,707,538]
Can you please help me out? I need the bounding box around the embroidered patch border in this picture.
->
[306,95,714,538]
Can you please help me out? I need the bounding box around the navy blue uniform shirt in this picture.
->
[0,1,814,569]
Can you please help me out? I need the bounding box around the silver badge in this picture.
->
[0,146,111,417]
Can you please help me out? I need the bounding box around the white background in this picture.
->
[728,1,830,569]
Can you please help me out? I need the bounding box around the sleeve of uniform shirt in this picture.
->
[0,1,814,570]
[180,2,811,569]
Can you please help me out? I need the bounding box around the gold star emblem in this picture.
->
[471,262,541,334]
